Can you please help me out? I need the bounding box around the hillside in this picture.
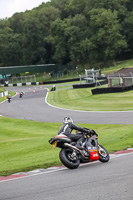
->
[0,0,133,69]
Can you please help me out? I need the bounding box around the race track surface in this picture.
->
[0,152,133,200]
[0,86,133,124]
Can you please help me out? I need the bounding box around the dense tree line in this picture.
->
[0,0,133,69]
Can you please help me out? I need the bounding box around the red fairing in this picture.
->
[89,151,99,161]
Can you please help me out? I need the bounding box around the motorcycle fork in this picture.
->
[98,145,107,157]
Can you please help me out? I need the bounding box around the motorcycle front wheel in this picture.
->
[59,148,80,169]
[98,144,109,163]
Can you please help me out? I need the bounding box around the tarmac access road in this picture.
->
[0,85,133,124]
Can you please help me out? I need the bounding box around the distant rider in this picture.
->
[7,94,12,102]
[58,117,96,149]
[19,92,24,98]
[7,94,12,99]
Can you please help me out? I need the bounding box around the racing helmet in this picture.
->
[63,117,73,123]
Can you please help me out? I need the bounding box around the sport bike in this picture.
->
[19,92,24,98]
[8,97,11,103]
[49,131,109,169]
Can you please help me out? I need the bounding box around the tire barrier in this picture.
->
[2,78,80,87]
[92,85,133,95]
[73,83,96,88]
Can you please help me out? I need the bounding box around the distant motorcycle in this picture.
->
[19,92,24,98]
[51,85,56,91]
[7,97,11,103]
[49,130,109,169]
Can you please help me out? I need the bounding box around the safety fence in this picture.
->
[73,77,107,89]
[8,75,36,84]
[1,78,79,87]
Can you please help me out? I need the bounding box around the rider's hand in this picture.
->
[90,129,98,136]
[90,129,95,134]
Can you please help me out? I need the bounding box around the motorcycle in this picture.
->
[49,131,109,169]
[19,92,24,98]
[7,97,11,103]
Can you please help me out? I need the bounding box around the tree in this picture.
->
[48,18,69,64]
[38,5,61,63]
[122,11,133,58]
[66,0,87,16]
[65,14,89,67]
[0,19,23,66]
[8,13,24,34]
[0,0,132,68]
[22,13,46,64]
[51,0,69,19]
[88,8,127,65]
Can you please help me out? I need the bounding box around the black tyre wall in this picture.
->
[59,148,80,169]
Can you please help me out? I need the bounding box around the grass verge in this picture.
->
[0,116,133,176]
[47,87,133,111]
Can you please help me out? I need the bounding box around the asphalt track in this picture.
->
[0,152,133,200]
[0,86,133,200]
[0,85,133,124]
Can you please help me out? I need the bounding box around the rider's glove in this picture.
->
[83,128,97,136]
[89,129,97,136]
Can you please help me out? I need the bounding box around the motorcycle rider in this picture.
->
[58,117,96,149]
[7,94,12,102]
[19,92,24,98]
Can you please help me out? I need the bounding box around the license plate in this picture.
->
[52,141,57,148]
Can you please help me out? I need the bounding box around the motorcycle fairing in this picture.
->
[55,134,72,143]
[89,151,99,161]
[85,135,99,161]
[49,134,71,148]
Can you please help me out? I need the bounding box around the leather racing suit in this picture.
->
[58,122,94,144]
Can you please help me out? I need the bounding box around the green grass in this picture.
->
[102,59,133,74]
[0,116,133,176]
[0,117,61,176]
[47,87,133,111]
[0,87,6,92]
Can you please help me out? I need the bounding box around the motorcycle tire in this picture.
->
[98,144,109,163]
[59,148,80,169]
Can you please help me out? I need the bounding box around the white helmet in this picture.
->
[63,117,73,123]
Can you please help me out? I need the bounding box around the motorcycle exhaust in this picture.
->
[64,143,89,160]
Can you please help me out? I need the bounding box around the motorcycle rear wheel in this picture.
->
[59,148,80,169]
[98,144,109,163]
